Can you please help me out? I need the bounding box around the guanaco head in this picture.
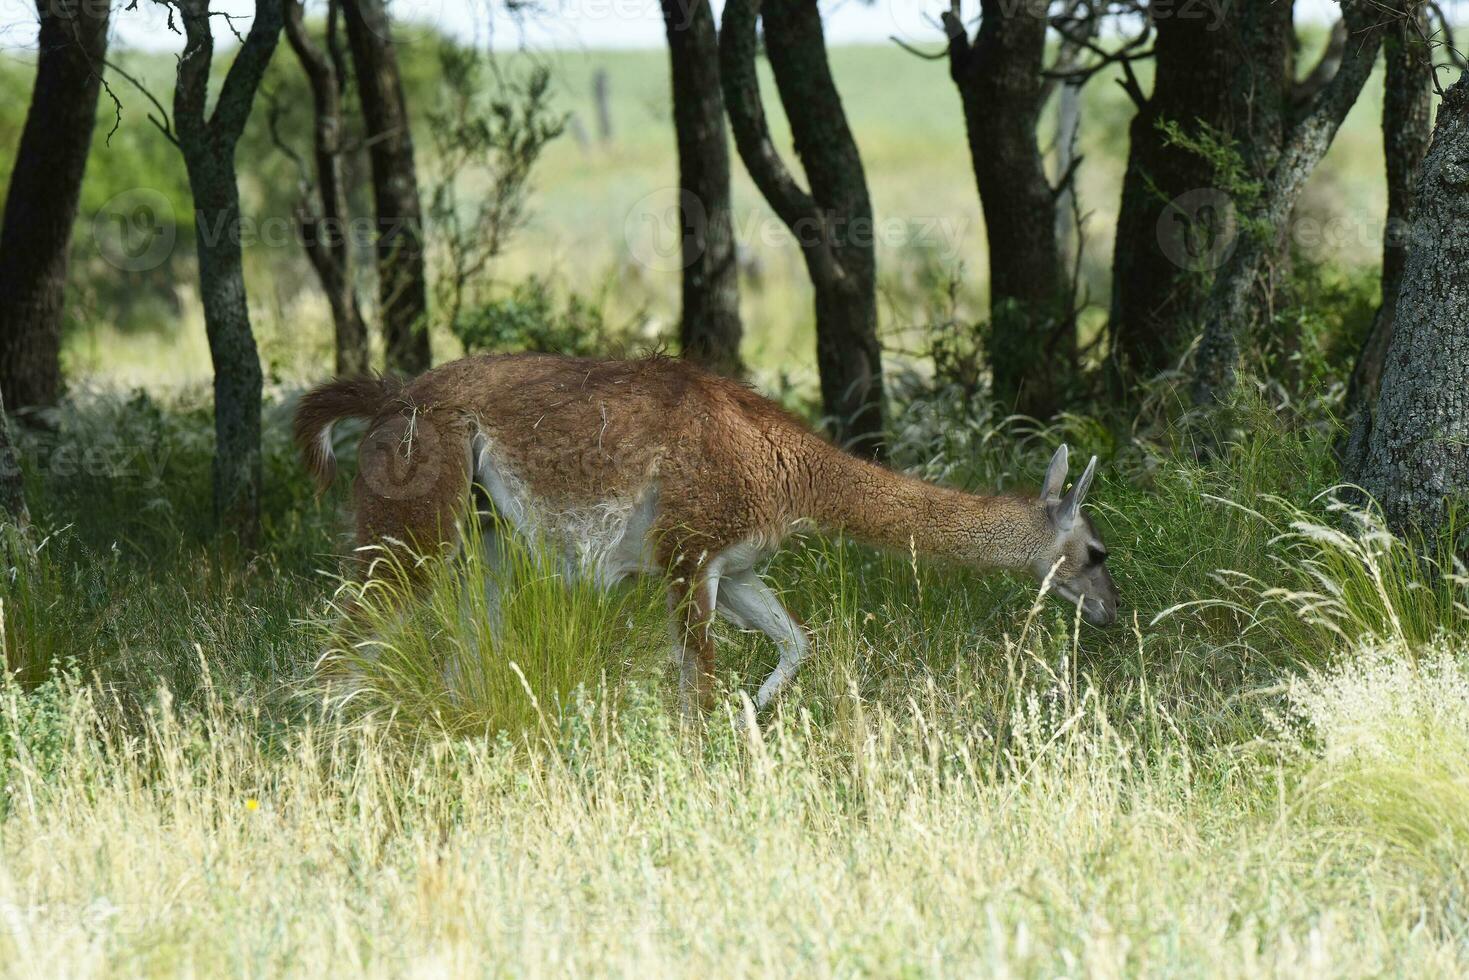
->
[1032,445,1118,626]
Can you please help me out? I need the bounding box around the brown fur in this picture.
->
[292,374,406,492]
[295,353,1119,710]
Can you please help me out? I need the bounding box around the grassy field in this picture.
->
[5,30,1469,979]
[5,379,1469,974]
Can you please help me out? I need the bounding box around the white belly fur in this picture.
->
[472,432,663,587]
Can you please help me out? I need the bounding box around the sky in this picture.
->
[0,0,1357,55]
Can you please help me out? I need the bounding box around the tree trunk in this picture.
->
[341,0,430,375]
[1191,2,1385,405]
[721,0,885,458]
[1343,7,1434,425]
[944,0,1071,419]
[660,0,743,378]
[0,0,110,412]
[171,0,284,546]
[1350,75,1469,538]
[189,156,266,544]
[0,390,28,528]
[1107,4,1293,385]
[285,0,371,375]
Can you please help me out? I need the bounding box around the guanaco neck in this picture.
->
[800,442,1050,570]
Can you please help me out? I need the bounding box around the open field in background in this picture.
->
[0,32,1394,394]
[505,35,1391,376]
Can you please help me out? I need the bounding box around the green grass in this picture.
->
[322,516,670,737]
[4,375,1469,973]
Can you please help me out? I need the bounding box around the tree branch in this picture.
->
[939,2,973,84]
[164,0,213,139]
[888,34,948,61]
[210,0,285,145]
[104,57,179,147]
[1274,0,1388,218]
[718,0,837,280]
[1114,54,1148,110]
[1050,152,1084,200]
[1042,2,1155,105]
[284,0,332,99]
[1291,17,1347,106]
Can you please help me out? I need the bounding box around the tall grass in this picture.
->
[5,389,1469,974]
[3,634,1469,974]
[320,517,668,737]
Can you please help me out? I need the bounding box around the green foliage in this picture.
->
[450,275,628,357]
[426,47,566,334]
[1279,257,1382,378]
[1156,117,1265,211]
[0,666,83,814]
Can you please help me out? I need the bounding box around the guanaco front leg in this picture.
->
[668,566,720,715]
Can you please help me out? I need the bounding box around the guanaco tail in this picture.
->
[294,354,1119,713]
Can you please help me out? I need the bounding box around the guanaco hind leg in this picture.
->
[715,570,810,709]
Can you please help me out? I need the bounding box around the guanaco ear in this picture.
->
[1059,454,1098,525]
[1040,444,1069,501]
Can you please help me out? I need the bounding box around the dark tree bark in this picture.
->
[284,0,370,375]
[721,0,885,457]
[0,0,110,412]
[1343,5,1434,427]
[168,0,284,546]
[661,0,744,378]
[341,0,430,375]
[0,391,29,528]
[1107,4,1293,385]
[1192,3,1386,405]
[943,0,1071,419]
[1349,74,1469,538]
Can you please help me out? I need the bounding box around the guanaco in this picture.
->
[294,354,1119,713]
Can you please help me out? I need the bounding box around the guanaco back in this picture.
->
[294,354,1119,712]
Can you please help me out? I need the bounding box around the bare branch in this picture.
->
[888,34,948,61]
[263,87,309,185]
[1114,54,1148,110]
[1045,17,1152,91]
[103,57,179,147]
[1050,152,1084,201]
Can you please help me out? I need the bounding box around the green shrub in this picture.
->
[450,276,631,358]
